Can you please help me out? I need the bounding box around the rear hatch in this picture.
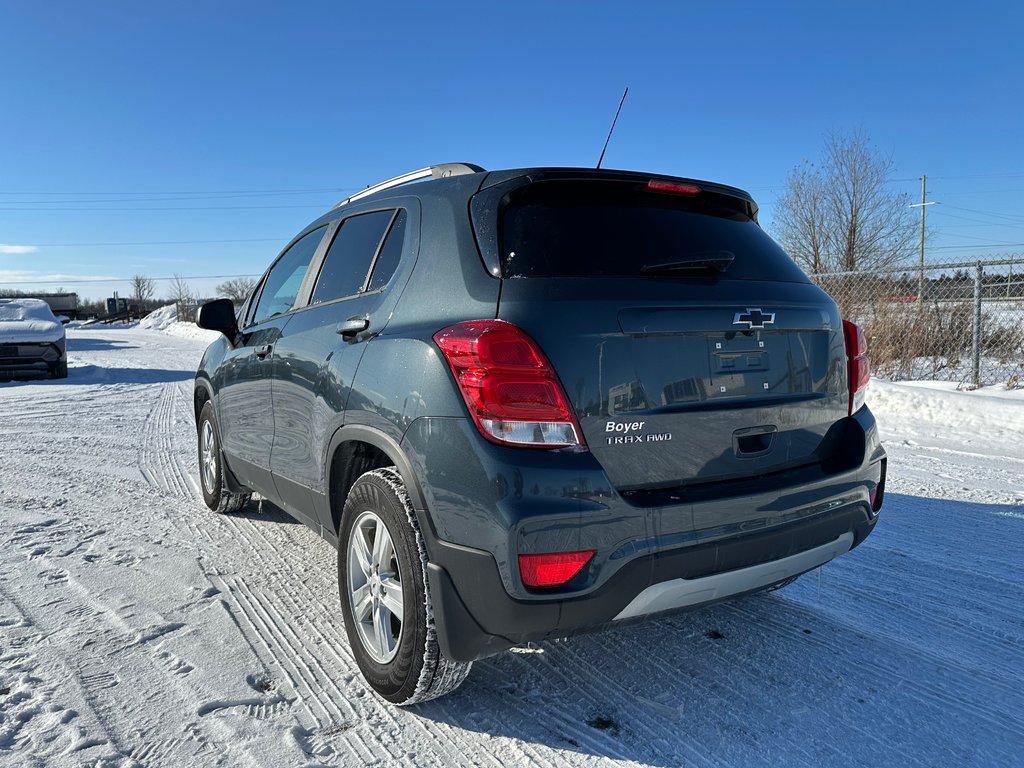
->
[472,173,849,516]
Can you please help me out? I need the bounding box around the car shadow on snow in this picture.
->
[0,366,193,386]
[410,493,1023,767]
[66,337,140,352]
[231,500,302,526]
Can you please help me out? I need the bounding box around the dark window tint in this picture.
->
[500,181,807,282]
[366,209,407,292]
[251,226,327,324]
[312,211,394,303]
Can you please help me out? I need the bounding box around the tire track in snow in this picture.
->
[138,380,202,501]
[208,572,377,766]
[730,592,1024,746]
[0,558,216,767]
[210,526,418,767]
[215,511,539,768]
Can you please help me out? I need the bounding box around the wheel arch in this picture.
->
[194,376,214,427]
[194,378,248,495]
[326,424,431,540]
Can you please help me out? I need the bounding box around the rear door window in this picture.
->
[500,180,807,282]
[311,211,395,304]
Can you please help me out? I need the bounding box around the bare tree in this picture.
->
[773,162,829,274]
[130,274,156,312]
[773,131,917,274]
[215,277,257,305]
[168,273,195,322]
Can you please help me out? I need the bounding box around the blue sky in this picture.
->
[1,1,1022,302]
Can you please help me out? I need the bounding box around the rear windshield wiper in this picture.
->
[640,251,735,275]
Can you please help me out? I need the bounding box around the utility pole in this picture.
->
[918,175,926,301]
[909,175,938,303]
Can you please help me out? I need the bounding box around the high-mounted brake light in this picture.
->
[647,179,701,196]
[843,320,870,415]
[433,320,586,448]
[519,551,595,588]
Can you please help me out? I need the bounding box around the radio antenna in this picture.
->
[596,86,629,169]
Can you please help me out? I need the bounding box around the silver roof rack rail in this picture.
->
[333,162,486,209]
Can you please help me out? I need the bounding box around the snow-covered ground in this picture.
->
[1,323,1022,768]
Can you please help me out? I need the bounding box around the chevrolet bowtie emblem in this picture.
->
[733,308,776,329]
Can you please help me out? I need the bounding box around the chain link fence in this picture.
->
[810,257,1024,389]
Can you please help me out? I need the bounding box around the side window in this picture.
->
[311,211,394,304]
[250,226,327,325]
[366,209,407,292]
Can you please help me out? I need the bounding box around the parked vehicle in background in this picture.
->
[194,164,887,705]
[38,292,80,320]
[0,298,68,380]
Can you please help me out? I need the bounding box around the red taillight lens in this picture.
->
[434,320,585,448]
[519,550,595,588]
[842,320,870,415]
[647,179,701,196]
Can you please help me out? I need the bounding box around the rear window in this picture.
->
[499,180,807,282]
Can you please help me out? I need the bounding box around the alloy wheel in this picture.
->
[347,510,404,663]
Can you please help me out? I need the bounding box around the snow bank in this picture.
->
[139,303,220,344]
[868,378,1024,454]
[138,303,179,331]
[164,321,221,344]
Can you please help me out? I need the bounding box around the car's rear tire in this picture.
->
[338,466,471,705]
[197,401,251,514]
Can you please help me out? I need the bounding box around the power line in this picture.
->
[0,190,354,205]
[0,204,327,212]
[932,210,1024,232]
[930,242,1024,251]
[21,237,284,247]
[914,171,1024,180]
[1,273,261,285]
[942,204,1024,225]
[0,186,347,196]
[927,188,1024,197]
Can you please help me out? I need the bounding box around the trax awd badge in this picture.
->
[605,421,672,445]
[733,308,776,329]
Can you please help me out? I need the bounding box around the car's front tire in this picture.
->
[197,401,251,514]
[338,467,471,705]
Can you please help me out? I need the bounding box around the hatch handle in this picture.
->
[733,425,777,457]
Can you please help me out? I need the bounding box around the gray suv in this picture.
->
[194,163,886,704]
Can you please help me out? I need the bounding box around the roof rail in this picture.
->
[333,162,486,209]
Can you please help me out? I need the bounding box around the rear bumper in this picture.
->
[0,360,63,379]
[428,496,878,662]
[0,341,65,380]
[410,406,886,662]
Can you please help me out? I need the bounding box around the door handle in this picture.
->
[337,316,370,338]
[254,344,273,360]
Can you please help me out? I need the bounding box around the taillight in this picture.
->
[843,320,870,415]
[647,179,701,196]
[433,320,586,448]
[519,551,595,588]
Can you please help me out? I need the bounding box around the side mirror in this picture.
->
[196,299,239,339]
